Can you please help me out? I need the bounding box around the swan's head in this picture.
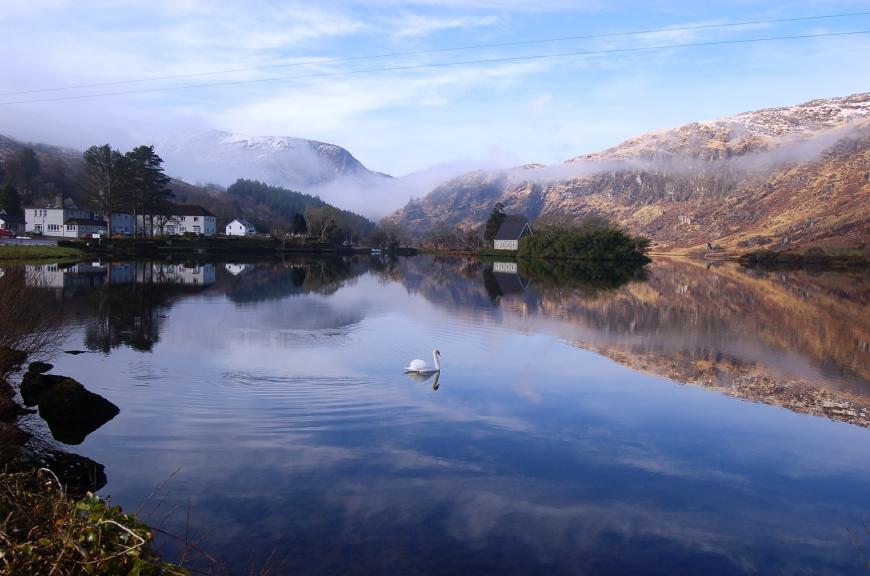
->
[434,349,441,357]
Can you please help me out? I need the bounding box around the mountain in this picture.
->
[388,93,870,255]
[153,130,390,189]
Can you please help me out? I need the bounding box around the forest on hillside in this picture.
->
[0,138,374,241]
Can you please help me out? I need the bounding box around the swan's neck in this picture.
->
[433,351,441,371]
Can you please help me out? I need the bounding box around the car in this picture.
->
[0,229,16,238]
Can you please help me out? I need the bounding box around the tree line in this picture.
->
[0,143,173,238]
[82,144,172,238]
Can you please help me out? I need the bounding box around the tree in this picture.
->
[83,145,124,236]
[292,212,307,235]
[122,146,172,238]
[0,184,22,217]
[304,206,342,241]
[4,148,40,204]
[484,202,506,246]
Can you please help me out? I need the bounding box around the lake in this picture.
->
[9,255,870,575]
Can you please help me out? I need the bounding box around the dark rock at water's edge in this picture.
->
[20,372,69,407]
[28,361,54,374]
[37,379,119,445]
[39,450,108,497]
[0,380,34,421]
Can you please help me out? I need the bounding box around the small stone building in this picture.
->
[493,221,532,250]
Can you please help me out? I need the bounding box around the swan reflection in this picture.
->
[404,370,441,391]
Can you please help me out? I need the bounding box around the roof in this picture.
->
[64,217,107,226]
[493,272,530,294]
[162,204,216,217]
[228,218,255,229]
[494,220,531,241]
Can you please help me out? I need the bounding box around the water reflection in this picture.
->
[405,370,441,391]
[6,255,869,574]
[18,255,870,427]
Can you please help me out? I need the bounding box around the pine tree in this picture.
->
[484,202,506,247]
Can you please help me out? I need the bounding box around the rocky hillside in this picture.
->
[389,93,870,254]
[153,130,390,189]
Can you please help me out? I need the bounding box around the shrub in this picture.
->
[0,470,186,575]
[517,227,650,261]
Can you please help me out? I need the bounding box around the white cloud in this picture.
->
[392,13,502,37]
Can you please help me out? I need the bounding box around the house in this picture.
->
[139,204,217,236]
[225,218,256,236]
[24,196,108,238]
[0,209,25,235]
[493,220,532,250]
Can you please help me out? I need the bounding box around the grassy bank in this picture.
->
[0,245,84,263]
[0,470,187,575]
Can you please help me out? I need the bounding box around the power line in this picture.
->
[2,10,869,97]
[2,29,868,106]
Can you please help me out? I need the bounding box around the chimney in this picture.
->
[53,194,64,209]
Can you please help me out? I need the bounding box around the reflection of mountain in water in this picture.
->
[388,256,870,428]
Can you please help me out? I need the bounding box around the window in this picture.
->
[193,216,199,222]
[193,226,201,233]
[66,225,75,231]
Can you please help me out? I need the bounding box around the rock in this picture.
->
[27,361,53,374]
[40,450,108,497]
[19,372,69,407]
[37,379,119,445]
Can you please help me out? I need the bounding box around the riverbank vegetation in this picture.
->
[0,471,187,576]
[517,224,650,261]
[0,245,84,262]
[737,247,870,269]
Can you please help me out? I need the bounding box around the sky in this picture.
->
[0,0,869,178]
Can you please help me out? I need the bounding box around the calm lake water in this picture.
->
[10,256,870,575]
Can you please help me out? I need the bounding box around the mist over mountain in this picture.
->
[388,92,870,254]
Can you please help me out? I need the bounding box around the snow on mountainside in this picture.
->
[389,92,870,254]
[154,130,389,190]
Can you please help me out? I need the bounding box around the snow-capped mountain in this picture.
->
[154,130,389,190]
[388,92,870,254]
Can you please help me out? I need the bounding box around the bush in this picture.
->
[517,227,650,261]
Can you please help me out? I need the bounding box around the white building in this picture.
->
[24,197,108,238]
[493,221,532,251]
[138,204,217,236]
[225,218,256,236]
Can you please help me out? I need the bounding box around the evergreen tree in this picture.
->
[484,202,506,246]
[123,146,172,238]
[5,148,40,204]
[0,185,22,216]
[292,212,307,235]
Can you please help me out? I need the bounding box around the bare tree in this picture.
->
[0,267,66,378]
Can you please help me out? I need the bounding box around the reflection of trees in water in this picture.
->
[0,267,66,376]
[78,262,215,353]
[225,257,370,304]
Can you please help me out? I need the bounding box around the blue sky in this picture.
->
[0,0,868,175]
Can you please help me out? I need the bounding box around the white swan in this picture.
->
[405,349,441,374]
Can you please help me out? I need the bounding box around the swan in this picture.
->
[405,349,441,374]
